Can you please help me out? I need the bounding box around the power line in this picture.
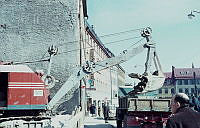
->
[104,36,142,45]
[20,37,145,65]
[13,59,50,65]
[99,28,145,38]
[56,28,143,47]
[56,37,145,56]
[126,38,145,50]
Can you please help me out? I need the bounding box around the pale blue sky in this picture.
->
[87,0,200,82]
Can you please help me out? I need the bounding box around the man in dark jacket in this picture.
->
[103,103,109,123]
[166,93,200,128]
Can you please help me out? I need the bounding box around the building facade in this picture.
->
[83,22,125,114]
[158,67,200,98]
[0,0,88,114]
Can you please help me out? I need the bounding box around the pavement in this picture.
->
[83,116,117,128]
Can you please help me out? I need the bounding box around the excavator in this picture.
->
[0,27,165,127]
[47,27,165,109]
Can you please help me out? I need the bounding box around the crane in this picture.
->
[0,27,165,128]
[47,27,165,110]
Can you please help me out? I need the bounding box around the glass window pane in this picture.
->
[178,80,182,85]
[171,88,175,94]
[165,88,168,94]
[159,89,162,94]
[184,80,188,85]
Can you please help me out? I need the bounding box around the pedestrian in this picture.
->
[166,93,200,128]
[98,106,101,117]
[191,94,200,112]
[103,103,109,123]
[90,104,96,117]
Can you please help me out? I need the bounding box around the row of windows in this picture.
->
[165,79,200,85]
[159,88,200,94]
[85,33,107,59]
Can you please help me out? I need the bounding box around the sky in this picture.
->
[86,0,200,83]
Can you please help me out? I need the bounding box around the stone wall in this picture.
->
[0,0,81,113]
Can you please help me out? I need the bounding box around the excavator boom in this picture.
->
[47,27,165,110]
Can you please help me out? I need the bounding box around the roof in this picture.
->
[173,68,200,78]
[118,86,133,97]
[165,68,200,79]
[118,87,158,97]
[164,72,172,78]
[0,65,34,73]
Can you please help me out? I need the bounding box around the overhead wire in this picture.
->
[17,28,144,64]
[55,36,145,57]
[56,27,144,47]
[104,36,142,45]
[126,38,145,50]
[99,28,145,38]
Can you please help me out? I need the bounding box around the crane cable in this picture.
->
[56,27,144,47]
[13,28,145,65]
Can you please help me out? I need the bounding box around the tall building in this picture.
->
[83,22,125,113]
[0,0,87,114]
[158,67,200,98]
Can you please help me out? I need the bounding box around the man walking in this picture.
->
[103,103,109,123]
[166,93,200,128]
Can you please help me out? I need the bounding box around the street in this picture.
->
[84,116,116,128]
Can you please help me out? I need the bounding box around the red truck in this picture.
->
[116,97,171,128]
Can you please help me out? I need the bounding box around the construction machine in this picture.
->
[0,27,165,127]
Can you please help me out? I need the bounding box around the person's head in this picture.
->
[171,93,189,114]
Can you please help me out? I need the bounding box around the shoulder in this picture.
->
[166,116,176,128]
[171,107,200,120]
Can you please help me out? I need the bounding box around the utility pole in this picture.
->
[110,67,113,105]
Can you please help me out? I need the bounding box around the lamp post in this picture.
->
[188,10,200,19]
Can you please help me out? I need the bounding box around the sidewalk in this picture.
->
[83,116,116,128]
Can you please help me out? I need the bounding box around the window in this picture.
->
[178,80,182,85]
[171,88,175,94]
[159,89,162,94]
[167,79,171,85]
[185,88,189,94]
[184,80,188,85]
[197,80,200,85]
[90,49,95,61]
[179,88,183,93]
[189,80,194,85]
[165,88,168,94]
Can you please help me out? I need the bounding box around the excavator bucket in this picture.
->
[128,71,165,95]
[128,48,165,95]
[142,71,165,92]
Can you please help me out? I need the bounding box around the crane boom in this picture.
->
[47,27,165,110]
[47,43,153,110]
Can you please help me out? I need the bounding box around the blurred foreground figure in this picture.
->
[166,93,200,128]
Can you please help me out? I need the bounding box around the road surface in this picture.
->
[84,116,116,128]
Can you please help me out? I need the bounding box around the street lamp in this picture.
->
[188,10,200,19]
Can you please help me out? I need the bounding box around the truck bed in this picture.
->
[119,97,171,112]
